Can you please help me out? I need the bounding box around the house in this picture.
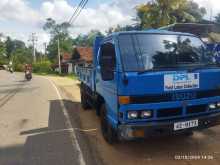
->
[72,46,93,66]
[53,46,93,74]
[72,46,93,75]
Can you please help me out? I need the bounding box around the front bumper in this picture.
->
[118,112,220,140]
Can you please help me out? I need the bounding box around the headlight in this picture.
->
[209,103,216,109]
[127,111,138,119]
[217,102,220,108]
[141,111,152,118]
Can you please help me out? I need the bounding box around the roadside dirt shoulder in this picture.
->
[48,76,220,165]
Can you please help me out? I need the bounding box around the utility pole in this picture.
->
[29,33,38,63]
[42,42,46,61]
[43,42,47,61]
[58,38,61,74]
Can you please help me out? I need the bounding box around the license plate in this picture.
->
[174,119,198,131]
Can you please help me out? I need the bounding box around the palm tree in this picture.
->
[136,0,206,29]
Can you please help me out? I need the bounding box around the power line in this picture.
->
[68,0,88,25]
[70,0,88,25]
[68,0,86,24]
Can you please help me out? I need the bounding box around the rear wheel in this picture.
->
[100,104,118,144]
[80,84,91,110]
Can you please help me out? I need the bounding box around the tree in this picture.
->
[72,30,104,47]
[46,37,73,62]
[136,0,206,29]
[106,24,141,35]
[0,36,32,66]
[12,47,33,71]
[0,40,7,65]
[215,13,220,23]
[43,18,73,62]
[5,37,26,60]
[178,1,206,22]
[43,18,71,39]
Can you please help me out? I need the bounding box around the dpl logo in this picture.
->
[173,74,189,81]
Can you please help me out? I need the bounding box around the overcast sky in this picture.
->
[0,0,219,51]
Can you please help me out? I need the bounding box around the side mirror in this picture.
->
[100,66,114,81]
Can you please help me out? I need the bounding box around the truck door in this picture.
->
[96,42,118,127]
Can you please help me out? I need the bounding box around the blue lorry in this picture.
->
[77,30,220,144]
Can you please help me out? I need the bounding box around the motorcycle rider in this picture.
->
[24,64,32,80]
[24,64,32,72]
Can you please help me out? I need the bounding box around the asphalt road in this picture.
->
[0,71,87,165]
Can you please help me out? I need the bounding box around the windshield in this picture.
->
[118,34,215,72]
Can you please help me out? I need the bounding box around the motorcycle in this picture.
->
[9,67,13,73]
[25,70,32,81]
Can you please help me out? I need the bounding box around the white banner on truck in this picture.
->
[164,73,200,91]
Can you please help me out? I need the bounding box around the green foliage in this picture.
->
[12,48,33,71]
[0,36,33,69]
[14,63,24,72]
[73,30,104,46]
[136,0,206,28]
[32,60,52,73]
[0,40,7,65]
[106,24,141,35]
[183,1,206,22]
[43,18,71,39]
[43,18,73,62]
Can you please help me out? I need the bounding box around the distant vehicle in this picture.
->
[8,67,13,73]
[24,64,32,81]
[77,30,220,144]
[25,70,32,81]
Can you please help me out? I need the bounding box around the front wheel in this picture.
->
[100,104,118,144]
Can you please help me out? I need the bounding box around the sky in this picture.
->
[0,0,219,52]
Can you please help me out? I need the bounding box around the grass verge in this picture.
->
[34,72,77,80]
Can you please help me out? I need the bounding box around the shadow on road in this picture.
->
[0,100,82,165]
[0,87,39,94]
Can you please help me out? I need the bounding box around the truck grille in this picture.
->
[186,105,207,114]
[157,108,182,118]
[130,89,220,104]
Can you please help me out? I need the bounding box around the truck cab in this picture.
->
[78,30,220,144]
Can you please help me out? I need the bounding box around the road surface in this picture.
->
[0,71,93,165]
[2,70,220,165]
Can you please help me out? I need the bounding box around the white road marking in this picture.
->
[74,128,98,132]
[21,128,98,136]
[43,77,86,165]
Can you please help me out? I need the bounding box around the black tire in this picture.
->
[80,84,91,110]
[100,104,118,144]
[95,103,101,116]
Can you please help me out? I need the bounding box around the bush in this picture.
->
[14,63,24,72]
[32,61,53,74]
